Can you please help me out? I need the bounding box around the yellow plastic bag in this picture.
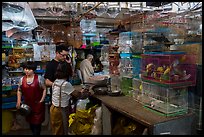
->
[68,105,98,135]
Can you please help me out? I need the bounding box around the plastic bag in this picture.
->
[2,2,38,32]
[69,105,98,135]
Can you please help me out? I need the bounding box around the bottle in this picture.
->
[76,98,90,111]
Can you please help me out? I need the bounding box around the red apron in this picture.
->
[21,74,45,124]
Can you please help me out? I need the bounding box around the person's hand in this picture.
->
[39,99,44,103]
[65,57,72,64]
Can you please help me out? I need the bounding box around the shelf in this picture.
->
[2,95,17,103]
[21,45,33,48]
[2,85,18,91]
[2,85,12,91]
[2,45,33,49]
[35,69,45,74]
[8,71,23,73]
[2,46,13,49]
[2,102,17,109]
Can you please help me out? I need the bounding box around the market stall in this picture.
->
[2,2,202,135]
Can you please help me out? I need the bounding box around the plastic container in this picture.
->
[119,53,133,77]
[110,75,121,93]
[132,78,142,102]
[132,54,142,78]
[76,98,90,111]
[120,76,133,97]
[118,31,143,53]
[80,19,96,33]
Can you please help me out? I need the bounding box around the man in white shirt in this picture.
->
[80,54,108,86]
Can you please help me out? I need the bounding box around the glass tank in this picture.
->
[100,45,109,75]
[140,81,189,116]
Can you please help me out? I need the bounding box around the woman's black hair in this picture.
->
[23,61,37,71]
[55,62,72,79]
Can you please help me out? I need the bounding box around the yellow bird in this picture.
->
[163,66,171,75]
[157,66,164,72]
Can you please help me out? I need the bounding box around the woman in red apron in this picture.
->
[16,61,46,135]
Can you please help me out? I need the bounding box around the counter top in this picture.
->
[93,94,193,128]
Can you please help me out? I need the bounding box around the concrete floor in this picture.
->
[3,85,83,135]
[4,125,52,135]
[3,105,52,135]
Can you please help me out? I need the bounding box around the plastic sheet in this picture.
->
[2,2,38,32]
[69,105,98,135]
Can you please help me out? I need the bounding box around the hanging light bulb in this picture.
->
[107,2,121,18]
[94,2,107,16]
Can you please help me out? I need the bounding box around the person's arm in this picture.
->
[44,61,55,87]
[16,77,23,109]
[63,82,86,98]
[39,76,47,103]
[45,79,53,87]
[88,61,94,75]
[39,88,46,103]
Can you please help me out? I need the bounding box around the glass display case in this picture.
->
[132,78,142,102]
[140,81,189,116]
[118,31,143,53]
[119,53,132,77]
[132,54,142,78]
[110,75,121,93]
[121,76,133,97]
[100,45,109,75]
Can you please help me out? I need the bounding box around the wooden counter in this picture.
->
[92,94,195,135]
